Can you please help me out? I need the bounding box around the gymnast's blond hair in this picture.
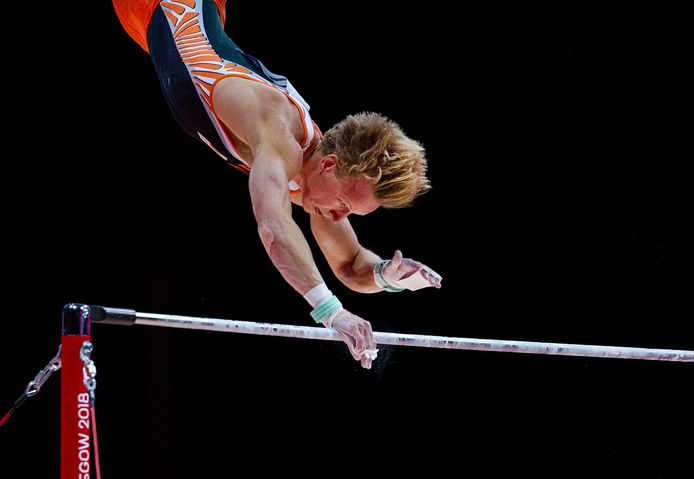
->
[320,112,431,208]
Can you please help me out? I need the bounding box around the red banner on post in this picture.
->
[61,334,92,479]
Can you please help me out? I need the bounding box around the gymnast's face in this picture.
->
[302,155,380,222]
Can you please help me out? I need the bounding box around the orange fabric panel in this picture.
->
[112,0,227,53]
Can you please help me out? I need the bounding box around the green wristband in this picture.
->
[310,295,343,324]
[374,260,405,292]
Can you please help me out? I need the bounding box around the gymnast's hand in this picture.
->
[381,250,442,289]
[330,309,378,369]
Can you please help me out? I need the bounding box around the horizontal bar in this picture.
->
[91,306,694,362]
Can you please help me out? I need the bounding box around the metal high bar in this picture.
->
[86,305,694,362]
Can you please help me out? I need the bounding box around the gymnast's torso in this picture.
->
[140,0,321,178]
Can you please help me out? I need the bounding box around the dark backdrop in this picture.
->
[2,1,692,477]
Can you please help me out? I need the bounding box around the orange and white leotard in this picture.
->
[113,0,321,179]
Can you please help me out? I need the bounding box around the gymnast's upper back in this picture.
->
[211,76,308,167]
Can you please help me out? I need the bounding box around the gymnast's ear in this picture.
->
[319,154,338,171]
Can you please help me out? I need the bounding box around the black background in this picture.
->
[2,1,692,477]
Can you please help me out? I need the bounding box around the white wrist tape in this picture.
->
[303,283,332,308]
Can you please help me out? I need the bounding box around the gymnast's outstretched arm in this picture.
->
[309,215,382,293]
[311,214,443,293]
